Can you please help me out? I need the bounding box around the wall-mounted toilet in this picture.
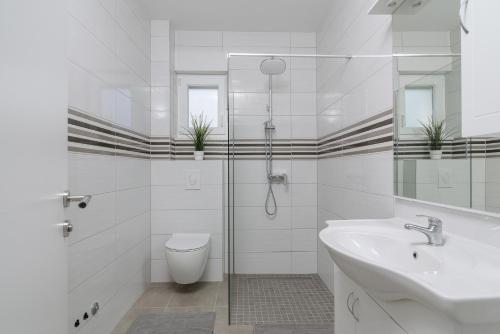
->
[164,233,210,284]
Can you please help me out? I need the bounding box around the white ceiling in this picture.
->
[137,0,333,32]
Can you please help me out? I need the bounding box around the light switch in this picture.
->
[185,169,201,190]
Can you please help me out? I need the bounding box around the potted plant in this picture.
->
[419,118,449,160]
[184,114,212,161]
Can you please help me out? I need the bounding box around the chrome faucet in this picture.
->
[404,215,444,246]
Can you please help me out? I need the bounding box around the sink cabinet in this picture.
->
[334,267,406,334]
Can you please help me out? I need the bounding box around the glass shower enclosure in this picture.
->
[225,53,339,326]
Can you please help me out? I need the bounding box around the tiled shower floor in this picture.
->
[229,274,335,325]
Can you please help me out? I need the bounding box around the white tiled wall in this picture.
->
[397,159,471,208]
[316,0,394,292]
[175,30,318,140]
[168,30,319,275]
[393,30,454,74]
[486,158,500,214]
[151,20,172,137]
[393,28,462,138]
[66,0,151,333]
[226,159,318,274]
[150,161,224,282]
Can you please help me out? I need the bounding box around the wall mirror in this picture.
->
[393,0,500,214]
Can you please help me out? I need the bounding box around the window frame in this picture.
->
[177,74,227,138]
[397,74,446,138]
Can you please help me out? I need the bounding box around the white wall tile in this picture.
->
[292,229,317,251]
[151,20,170,37]
[151,185,222,210]
[67,2,150,332]
[233,206,292,230]
[291,33,316,48]
[235,230,291,253]
[234,253,292,274]
[69,153,116,195]
[292,184,317,207]
[316,0,394,289]
[174,46,226,72]
[151,37,170,62]
[151,61,170,86]
[291,116,317,138]
[292,160,317,184]
[223,32,290,47]
[292,206,318,229]
[176,31,223,47]
[151,160,222,185]
[151,209,222,235]
[291,93,316,115]
[292,252,317,274]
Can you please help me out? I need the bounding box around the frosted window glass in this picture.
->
[188,87,218,127]
[404,87,433,127]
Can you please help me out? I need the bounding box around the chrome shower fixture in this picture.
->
[260,57,287,216]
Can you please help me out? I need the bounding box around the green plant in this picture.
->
[419,118,450,150]
[184,114,213,151]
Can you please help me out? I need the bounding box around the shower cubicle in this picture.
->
[224,52,460,325]
[225,53,343,326]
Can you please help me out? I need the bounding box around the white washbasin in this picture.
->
[319,218,500,324]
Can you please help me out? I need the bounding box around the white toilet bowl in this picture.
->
[164,233,210,284]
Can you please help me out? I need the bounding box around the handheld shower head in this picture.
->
[260,57,286,75]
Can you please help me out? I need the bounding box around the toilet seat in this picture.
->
[165,233,210,252]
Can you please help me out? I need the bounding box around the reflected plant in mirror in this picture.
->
[419,118,450,160]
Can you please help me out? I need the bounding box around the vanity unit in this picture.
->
[320,218,500,334]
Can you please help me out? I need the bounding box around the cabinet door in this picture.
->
[334,267,357,334]
[462,0,500,136]
[354,289,406,334]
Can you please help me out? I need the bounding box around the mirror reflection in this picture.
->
[393,0,500,214]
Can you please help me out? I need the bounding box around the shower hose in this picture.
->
[264,125,277,216]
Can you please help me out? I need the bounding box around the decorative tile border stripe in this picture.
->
[68,108,394,159]
[68,108,150,159]
[317,109,394,159]
[394,138,499,160]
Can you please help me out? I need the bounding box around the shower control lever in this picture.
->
[62,191,92,208]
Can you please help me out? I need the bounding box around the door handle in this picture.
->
[62,190,92,208]
[62,220,73,238]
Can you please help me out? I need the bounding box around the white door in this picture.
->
[0,1,68,333]
[461,0,500,136]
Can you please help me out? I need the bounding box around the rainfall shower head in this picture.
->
[260,57,286,75]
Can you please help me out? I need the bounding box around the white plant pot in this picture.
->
[430,150,443,160]
[194,151,204,161]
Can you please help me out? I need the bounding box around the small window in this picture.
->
[404,87,433,127]
[188,87,219,128]
[177,75,227,137]
[397,74,445,138]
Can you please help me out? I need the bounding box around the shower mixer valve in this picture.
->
[268,173,288,185]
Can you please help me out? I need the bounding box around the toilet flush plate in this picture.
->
[185,169,201,190]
